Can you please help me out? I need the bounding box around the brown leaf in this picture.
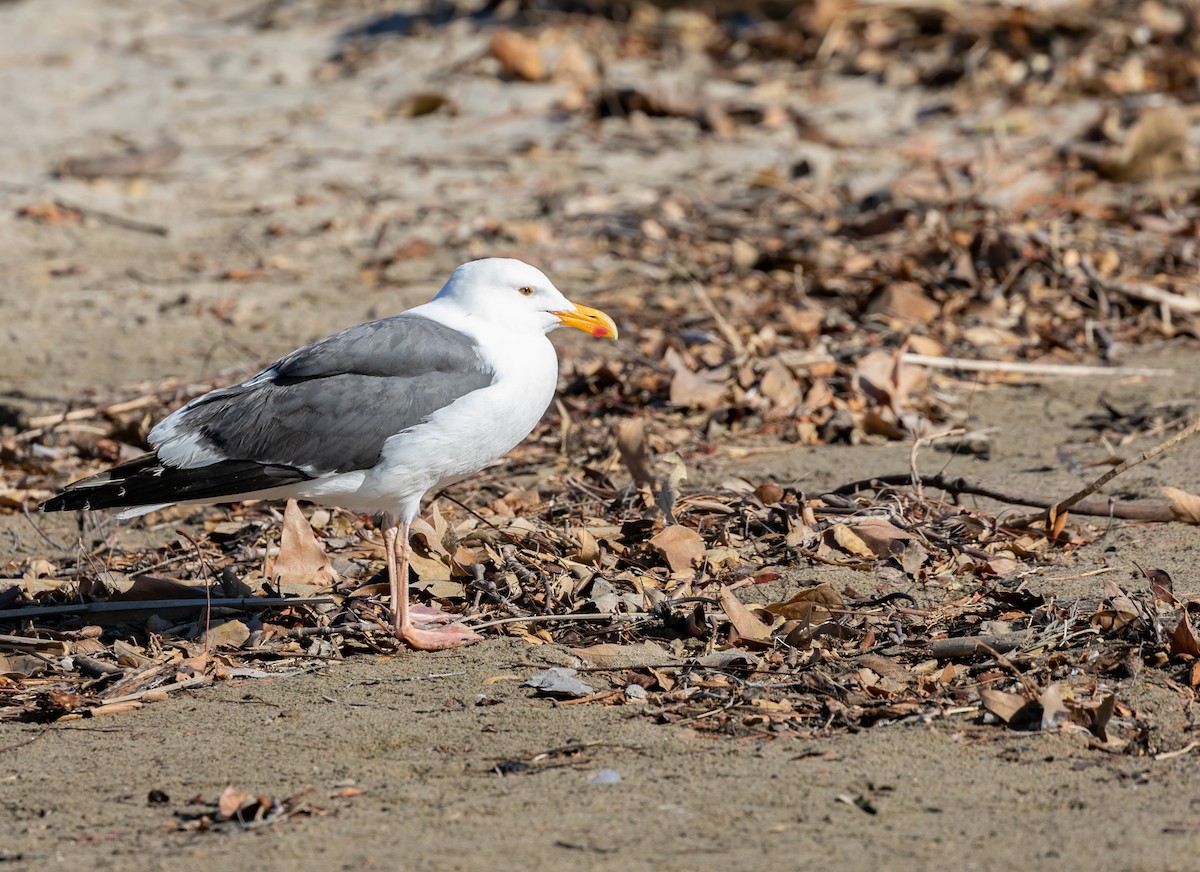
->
[201,619,251,650]
[1170,615,1200,659]
[849,518,911,559]
[1064,692,1115,741]
[218,785,257,819]
[489,29,544,82]
[717,586,776,644]
[1038,684,1070,731]
[616,418,654,484]
[1107,107,1190,182]
[1163,486,1200,524]
[853,348,926,417]
[408,549,452,582]
[758,357,802,410]
[754,482,784,504]
[866,282,940,324]
[390,92,457,118]
[664,348,729,409]
[649,525,704,573]
[831,524,875,560]
[979,688,1034,726]
[1141,566,1176,605]
[216,785,276,823]
[108,574,204,601]
[764,582,844,622]
[268,500,338,590]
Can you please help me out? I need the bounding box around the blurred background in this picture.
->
[1,0,1197,454]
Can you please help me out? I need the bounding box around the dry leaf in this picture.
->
[1163,486,1200,524]
[1107,107,1190,182]
[525,667,593,697]
[979,688,1034,726]
[490,29,544,82]
[849,518,911,559]
[1170,615,1200,659]
[616,418,654,484]
[57,137,182,179]
[268,500,337,590]
[831,524,875,560]
[764,582,844,622]
[649,525,704,573]
[1039,684,1070,731]
[665,348,729,409]
[390,92,456,118]
[866,282,940,324]
[202,619,250,650]
[573,527,600,565]
[655,452,688,523]
[717,586,776,643]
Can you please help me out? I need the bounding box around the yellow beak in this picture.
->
[553,303,619,340]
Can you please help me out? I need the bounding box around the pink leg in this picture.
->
[384,520,480,651]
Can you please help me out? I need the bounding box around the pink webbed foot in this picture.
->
[382,518,480,651]
[394,604,481,651]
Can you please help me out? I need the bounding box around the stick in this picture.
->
[55,198,169,237]
[902,353,1173,378]
[1080,258,1200,314]
[1008,417,1200,529]
[0,595,335,621]
[929,632,1030,659]
[831,472,1175,521]
[466,612,650,631]
[26,394,162,429]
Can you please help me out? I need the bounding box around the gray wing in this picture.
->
[41,314,495,513]
[165,313,496,475]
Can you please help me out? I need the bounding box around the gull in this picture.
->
[41,258,618,650]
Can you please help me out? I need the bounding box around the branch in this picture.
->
[832,473,1174,521]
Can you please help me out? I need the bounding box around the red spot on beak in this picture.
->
[591,325,611,338]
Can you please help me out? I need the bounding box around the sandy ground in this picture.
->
[3,1,1200,869]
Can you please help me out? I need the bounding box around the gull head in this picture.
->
[435,258,618,339]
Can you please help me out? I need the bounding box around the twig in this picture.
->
[0,633,66,650]
[100,676,211,705]
[284,621,379,639]
[1154,741,1200,761]
[832,472,1175,520]
[55,198,169,236]
[902,353,1173,378]
[1008,417,1200,529]
[909,427,967,503]
[0,595,335,621]
[1079,259,1200,315]
[928,632,1031,660]
[466,611,650,631]
[664,256,748,361]
[74,654,124,678]
[25,394,162,429]
[0,725,54,755]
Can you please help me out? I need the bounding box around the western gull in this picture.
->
[41,258,618,650]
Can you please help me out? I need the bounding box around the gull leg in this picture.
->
[384,518,480,651]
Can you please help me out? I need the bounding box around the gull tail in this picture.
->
[40,452,311,513]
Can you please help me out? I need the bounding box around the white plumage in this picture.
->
[43,258,618,650]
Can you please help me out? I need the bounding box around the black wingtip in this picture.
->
[43,452,313,513]
[40,492,92,513]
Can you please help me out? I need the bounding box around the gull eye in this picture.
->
[517,286,534,297]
